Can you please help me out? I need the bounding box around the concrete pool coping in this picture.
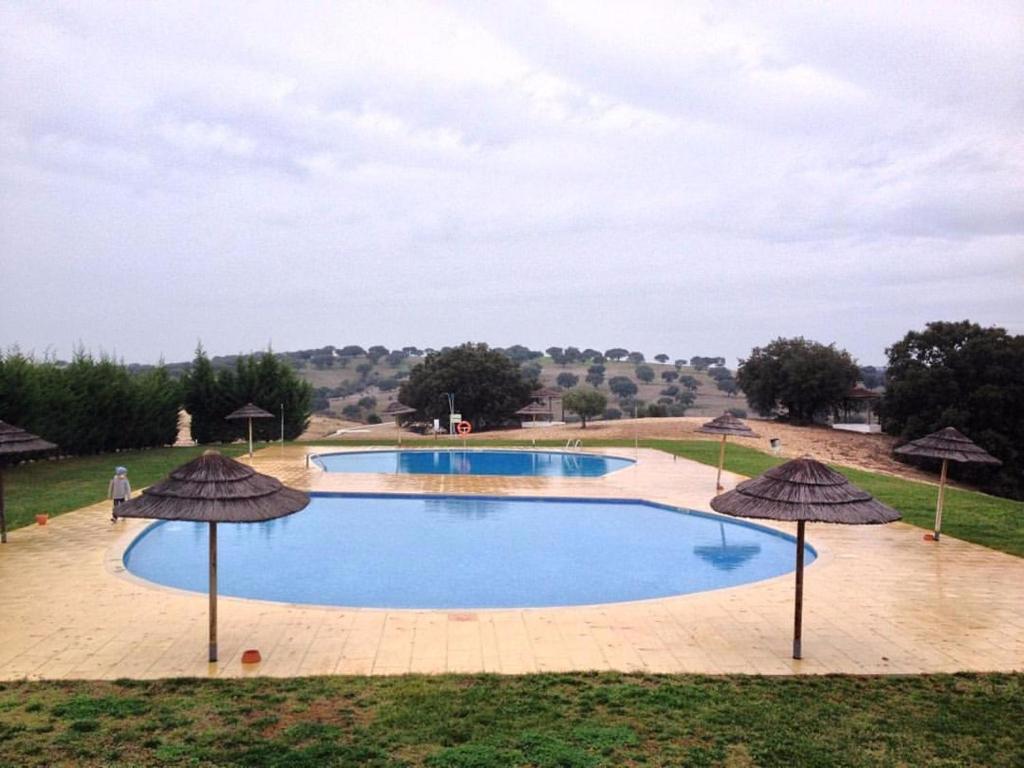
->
[307,445,639,477]
[1,445,1021,679]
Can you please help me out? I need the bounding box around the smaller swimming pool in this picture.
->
[313,449,634,477]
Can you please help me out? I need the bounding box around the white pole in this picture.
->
[716,435,727,491]
[248,418,254,459]
[934,458,948,541]
[633,401,639,461]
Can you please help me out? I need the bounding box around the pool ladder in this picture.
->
[564,439,582,451]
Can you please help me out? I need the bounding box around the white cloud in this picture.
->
[0,0,1021,364]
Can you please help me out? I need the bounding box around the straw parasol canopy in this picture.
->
[225,402,274,459]
[0,420,58,543]
[116,450,309,661]
[382,401,416,446]
[711,457,900,659]
[698,412,760,491]
[894,427,1001,541]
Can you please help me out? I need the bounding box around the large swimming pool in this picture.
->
[313,449,634,477]
[124,493,813,609]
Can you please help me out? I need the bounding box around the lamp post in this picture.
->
[443,392,456,434]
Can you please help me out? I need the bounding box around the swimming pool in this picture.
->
[124,493,814,609]
[312,449,634,477]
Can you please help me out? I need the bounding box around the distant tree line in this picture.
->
[0,350,180,455]
[182,347,313,443]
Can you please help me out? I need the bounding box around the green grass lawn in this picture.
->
[0,674,1020,767]
[1,445,251,532]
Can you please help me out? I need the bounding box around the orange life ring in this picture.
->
[456,420,472,435]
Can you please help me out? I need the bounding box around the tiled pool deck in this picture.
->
[1,446,1021,679]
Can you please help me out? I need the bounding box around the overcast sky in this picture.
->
[2,1,1022,367]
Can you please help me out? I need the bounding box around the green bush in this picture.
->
[0,350,180,455]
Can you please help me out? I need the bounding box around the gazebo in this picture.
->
[894,427,1001,541]
[0,421,57,544]
[516,401,554,427]
[833,387,882,433]
[711,457,900,659]
[533,386,563,421]
[698,412,760,491]
[225,403,274,459]
[382,401,416,446]
[115,450,309,662]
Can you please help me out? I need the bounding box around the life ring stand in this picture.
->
[456,420,472,435]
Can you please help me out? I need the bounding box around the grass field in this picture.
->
[1,445,251,532]
[0,674,1020,767]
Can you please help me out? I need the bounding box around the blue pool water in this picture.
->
[124,494,814,609]
[313,450,633,477]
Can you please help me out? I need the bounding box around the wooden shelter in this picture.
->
[711,457,899,659]
[382,401,416,446]
[225,402,274,459]
[533,386,563,421]
[115,450,309,662]
[698,412,760,491]
[838,386,882,427]
[0,421,58,544]
[894,427,1001,541]
[516,401,553,424]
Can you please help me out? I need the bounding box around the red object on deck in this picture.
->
[35,514,48,526]
[241,649,262,664]
[923,534,935,541]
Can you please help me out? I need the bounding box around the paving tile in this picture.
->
[1,445,1022,678]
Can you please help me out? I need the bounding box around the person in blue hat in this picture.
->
[108,466,131,522]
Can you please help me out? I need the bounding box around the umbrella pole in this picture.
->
[248,419,254,460]
[0,468,6,544]
[209,522,218,663]
[934,458,948,541]
[716,435,726,491]
[396,417,401,447]
[793,520,805,659]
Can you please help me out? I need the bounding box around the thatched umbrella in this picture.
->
[0,421,58,544]
[698,412,760,491]
[382,401,416,446]
[711,457,900,659]
[894,427,1001,541]
[116,450,308,662]
[225,403,274,459]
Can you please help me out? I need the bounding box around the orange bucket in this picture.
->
[35,514,48,526]
[241,649,262,664]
